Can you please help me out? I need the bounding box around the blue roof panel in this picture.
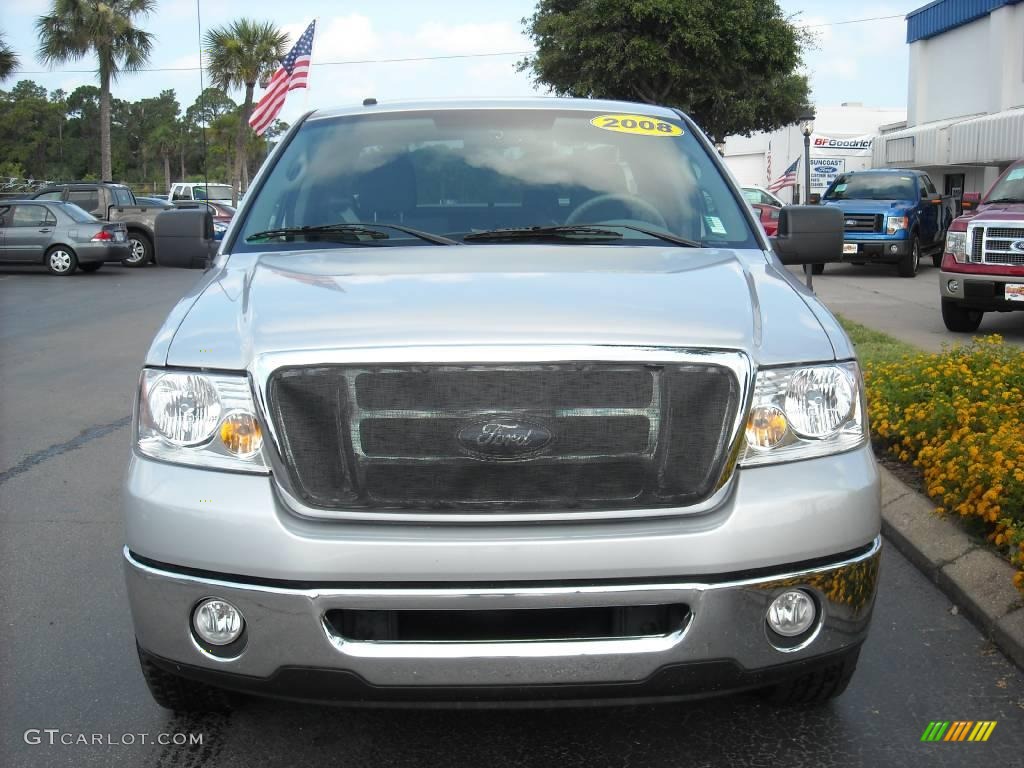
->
[906,0,1022,43]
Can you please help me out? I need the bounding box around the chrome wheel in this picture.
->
[125,238,147,264]
[48,249,74,274]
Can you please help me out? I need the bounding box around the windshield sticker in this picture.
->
[705,216,726,235]
[1007,168,1024,181]
[833,183,848,193]
[590,114,683,137]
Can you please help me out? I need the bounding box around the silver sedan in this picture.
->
[0,200,130,275]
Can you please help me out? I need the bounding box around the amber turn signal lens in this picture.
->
[745,405,788,450]
[219,412,263,457]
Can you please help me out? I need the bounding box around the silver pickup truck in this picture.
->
[125,99,879,712]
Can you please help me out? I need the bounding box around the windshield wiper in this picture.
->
[596,223,701,247]
[985,198,1023,205]
[463,225,623,242]
[246,223,458,245]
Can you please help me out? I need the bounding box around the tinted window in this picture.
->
[193,184,233,200]
[922,175,937,195]
[113,187,134,207]
[823,173,916,201]
[35,191,63,201]
[238,109,757,250]
[0,206,11,227]
[12,205,50,227]
[68,189,100,213]
[61,203,98,223]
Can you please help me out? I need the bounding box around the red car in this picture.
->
[750,202,781,236]
[939,159,1024,331]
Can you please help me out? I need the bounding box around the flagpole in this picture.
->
[304,17,319,113]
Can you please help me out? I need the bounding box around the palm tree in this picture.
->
[36,0,155,181]
[0,33,19,81]
[203,20,288,205]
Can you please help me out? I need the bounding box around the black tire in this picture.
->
[79,263,103,273]
[45,246,78,276]
[810,263,825,275]
[123,232,152,267]
[760,646,861,706]
[931,251,943,268]
[941,299,984,333]
[897,236,920,278]
[137,645,235,713]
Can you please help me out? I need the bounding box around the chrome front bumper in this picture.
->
[125,538,880,700]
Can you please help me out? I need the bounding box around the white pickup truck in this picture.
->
[167,182,235,205]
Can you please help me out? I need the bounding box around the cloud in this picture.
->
[414,21,529,55]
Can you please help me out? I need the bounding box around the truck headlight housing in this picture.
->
[740,362,866,466]
[945,230,967,263]
[136,369,268,472]
[885,216,908,235]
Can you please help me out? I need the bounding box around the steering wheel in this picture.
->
[565,193,668,229]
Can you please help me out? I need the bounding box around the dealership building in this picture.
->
[872,0,1024,203]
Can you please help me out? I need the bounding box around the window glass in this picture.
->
[238,109,757,250]
[823,173,916,201]
[67,189,100,213]
[12,205,49,227]
[113,187,134,207]
[986,165,1024,203]
[35,191,63,201]
[0,205,11,227]
[171,186,191,201]
[61,203,98,223]
[193,184,233,200]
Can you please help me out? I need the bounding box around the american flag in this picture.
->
[768,158,799,193]
[248,20,316,136]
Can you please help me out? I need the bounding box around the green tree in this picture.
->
[0,32,19,81]
[36,0,156,181]
[519,0,813,142]
[203,19,288,205]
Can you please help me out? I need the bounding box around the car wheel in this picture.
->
[123,233,152,267]
[137,643,235,713]
[897,236,920,278]
[810,263,825,275]
[46,246,78,276]
[941,299,984,333]
[759,646,860,706]
[79,263,103,273]
[931,251,943,268]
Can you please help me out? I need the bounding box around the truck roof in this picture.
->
[309,97,683,122]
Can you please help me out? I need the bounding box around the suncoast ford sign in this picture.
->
[812,135,873,155]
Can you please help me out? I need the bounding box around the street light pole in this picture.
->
[799,110,816,290]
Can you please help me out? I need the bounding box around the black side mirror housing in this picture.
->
[770,205,844,265]
[154,208,216,269]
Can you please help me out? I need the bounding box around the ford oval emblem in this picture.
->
[457,417,552,460]
[845,219,857,227]
[1011,240,1024,253]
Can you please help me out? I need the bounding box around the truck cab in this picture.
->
[939,159,1024,332]
[821,169,954,277]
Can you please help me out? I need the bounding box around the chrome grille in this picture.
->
[842,214,882,233]
[970,224,1024,265]
[266,362,741,513]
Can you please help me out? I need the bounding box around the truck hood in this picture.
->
[157,245,838,370]
[822,199,911,213]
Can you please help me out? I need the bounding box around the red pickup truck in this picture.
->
[940,160,1024,331]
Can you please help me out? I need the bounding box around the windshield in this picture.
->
[193,184,233,200]
[823,173,916,201]
[986,166,1024,203]
[235,108,757,251]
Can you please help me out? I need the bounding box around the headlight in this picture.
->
[739,362,866,467]
[945,230,967,263]
[886,216,908,235]
[136,369,268,472]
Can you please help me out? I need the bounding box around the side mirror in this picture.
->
[154,208,216,269]
[962,192,981,211]
[770,205,844,265]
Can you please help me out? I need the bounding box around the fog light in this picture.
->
[890,244,899,253]
[192,599,244,645]
[767,590,816,637]
[219,412,263,457]
[745,405,788,449]
[947,279,960,293]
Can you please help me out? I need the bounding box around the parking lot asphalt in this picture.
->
[1,264,1023,768]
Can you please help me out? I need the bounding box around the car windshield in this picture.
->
[61,202,98,223]
[985,166,1024,203]
[823,173,916,201]
[235,108,757,251]
[193,184,233,200]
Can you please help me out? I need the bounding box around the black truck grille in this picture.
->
[267,363,740,513]
[842,214,883,233]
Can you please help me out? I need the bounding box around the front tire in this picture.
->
[46,246,78,276]
[760,646,861,706]
[79,263,103,273]
[123,232,152,267]
[941,299,984,332]
[137,644,235,713]
[811,263,825,275]
[897,236,920,278]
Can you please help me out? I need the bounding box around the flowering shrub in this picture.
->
[864,335,1024,593]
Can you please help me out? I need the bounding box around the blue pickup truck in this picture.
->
[819,169,955,277]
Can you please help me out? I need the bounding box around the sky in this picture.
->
[0,0,913,125]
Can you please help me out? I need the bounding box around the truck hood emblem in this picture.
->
[457,417,552,459]
[1011,240,1024,253]
[844,219,857,227]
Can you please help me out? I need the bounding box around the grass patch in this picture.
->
[835,314,920,365]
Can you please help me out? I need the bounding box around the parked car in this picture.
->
[32,182,164,267]
[168,182,234,205]
[742,185,785,208]
[751,202,781,236]
[939,159,1024,332]
[820,169,955,277]
[0,199,128,274]
[125,98,876,714]
[135,196,175,209]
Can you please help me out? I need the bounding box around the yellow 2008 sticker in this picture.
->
[590,114,683,137]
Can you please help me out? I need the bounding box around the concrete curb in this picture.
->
[879,464,1024,669]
